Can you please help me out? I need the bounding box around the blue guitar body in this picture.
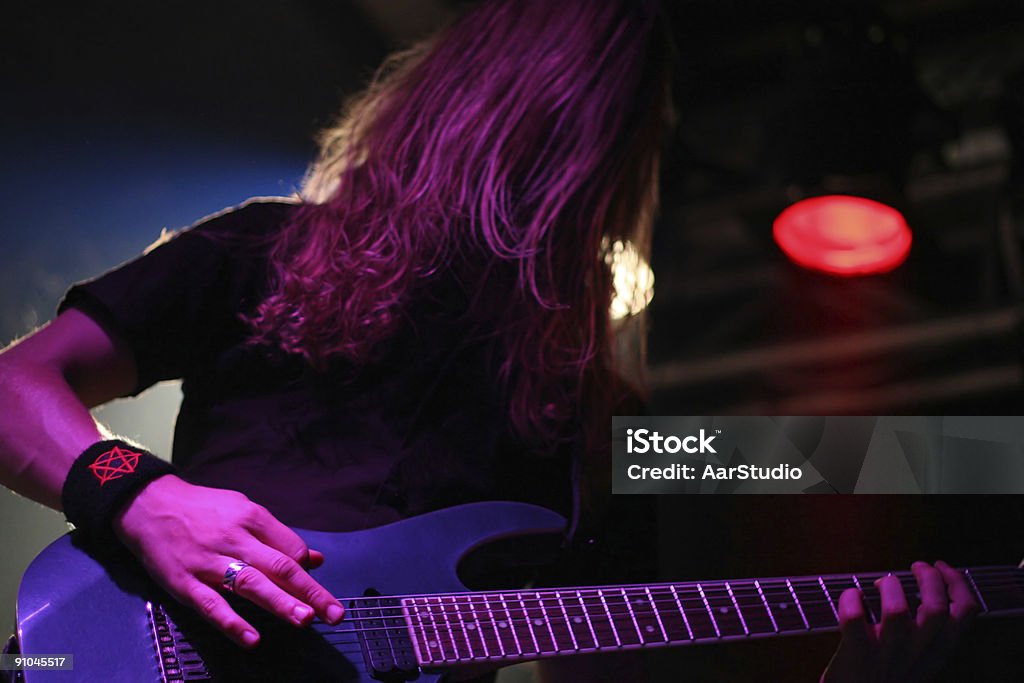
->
[16,502,567,682]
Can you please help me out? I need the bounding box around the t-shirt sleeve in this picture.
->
[56,199,288,396]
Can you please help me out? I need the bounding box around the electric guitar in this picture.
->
[15,502,1024,682]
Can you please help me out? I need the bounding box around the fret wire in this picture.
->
[793,579,834,630]
[583,589,616,648]
[627,586,664,643]
[420,598,441,662]
[964,569,989,612]
[486,596,505,654]
[516,591,541,654]
[725,582,749,636]
[457,594,489,658]
[645,586,670,642]
[449,595,475,660]
[497,591,523,657]
[436,595,460,661]
[754,580,779,633]
[785,579,810,630]
[431,597,451,662]
[538,593,573,653]
[483,594,506,657]
[555,590,580,651]
[696,583,721,638]
[669,584,695,641]
[850,575,877,624]
[819,577,839,622]
[576,589,600,649]
[620,587,645,644]
[596,588,622,647]
[410,600,431,663]
[535,592,560,652]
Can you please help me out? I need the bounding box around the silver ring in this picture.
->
[222,561,250,593]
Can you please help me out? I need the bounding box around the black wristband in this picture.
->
[61,439,176,543]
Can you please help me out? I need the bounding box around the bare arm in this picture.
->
[0,310,344,646]
[0,308,136,509]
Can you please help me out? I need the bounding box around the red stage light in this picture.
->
[773,195,912,276]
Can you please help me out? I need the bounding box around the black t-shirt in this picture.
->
[59,198,571,532]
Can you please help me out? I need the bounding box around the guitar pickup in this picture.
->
[353,594,419,681]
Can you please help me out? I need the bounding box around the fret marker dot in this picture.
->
[429,640,438,649]
[779,603,788,610]
[533,618,545,627]
[498,620,508,629]
[635,598,645,605]
[572,616,583,624]
[719,607,729,614]
[466,623,477,630]
[645,625,656,633]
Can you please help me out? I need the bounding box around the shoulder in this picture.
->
[146,196,300,253]
[194,195,301,230]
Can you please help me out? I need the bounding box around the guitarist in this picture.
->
[0,1,979,680]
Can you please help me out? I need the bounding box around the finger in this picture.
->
[244,505,312,566]
[178,579,260,648]
[875,573,912,643]
[875,573,913,680]
[307,549,325,570]
[241,543,344,625]
[935,561,981,634]
[839,585,872,663]
[911,562,977,682]
[837,587,871,649]
[821,589,873,683]
[911,562,948,645]
[222,559,317,627]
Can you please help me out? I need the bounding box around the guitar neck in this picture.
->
[400,565,1024,666]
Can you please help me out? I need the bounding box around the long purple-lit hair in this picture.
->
[249,0,673,447]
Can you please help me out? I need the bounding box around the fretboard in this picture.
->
[400,565,1024,667]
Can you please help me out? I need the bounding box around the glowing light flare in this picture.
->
[773,195,912,276]
[602,238,654,320]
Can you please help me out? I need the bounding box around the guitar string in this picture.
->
[309,573,1024,662]
[313,589,1024,643]
[321,569,1023,621]
[154,572,1023,665]
[316,579,1024,633]
[316,595,977,659]
[316,586,1024,660]
[313,573,1024,630]
[317,586,1024,660]
[308,577,1024,641]
[314,593,1024,642]
[320,567,1022,613]
[161,572,1017,656]
[327,581,1024,624]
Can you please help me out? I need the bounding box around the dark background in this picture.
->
[2,1,1023,680]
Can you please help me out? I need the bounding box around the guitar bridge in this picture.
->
[147,602,213,682]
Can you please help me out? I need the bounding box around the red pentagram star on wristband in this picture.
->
[89,446,142,486]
